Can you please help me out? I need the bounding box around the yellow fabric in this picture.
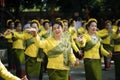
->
[78,27,87,34]
[34,36,76,70]
[4,29,13,43]
[69,26,78,42]
[112,32,120,52]
[63,30,79,52]
[87,18,97,23]
[71,36,79,52]
[68,26,77,35]
[114,45,120,52]
[14,32,38,57]
[62,31,71,41]
[69,27,79,52]
[102,36,111,44]
[112,25,118,32]
[12,31,24,49]
[82,33,109,59]
[39,29,52,38]
[97,29,108,37]
[39,25,44,32]
[39,29,47,36]
[0,60,20,80]
[97,29,111,44]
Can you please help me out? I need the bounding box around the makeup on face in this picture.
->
[88,22,97,33]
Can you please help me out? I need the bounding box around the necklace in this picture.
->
[91,35,98,43]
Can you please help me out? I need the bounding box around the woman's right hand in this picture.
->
[75,34,83,44]
[25,28,37,37]
[107,52,112,58]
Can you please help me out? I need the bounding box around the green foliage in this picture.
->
[3,0,120,19]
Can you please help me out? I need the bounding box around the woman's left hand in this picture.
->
[25,28,37,37]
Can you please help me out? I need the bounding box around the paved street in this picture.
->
[0,59,115,80]
[43,60,115,80]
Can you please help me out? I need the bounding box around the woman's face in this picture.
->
[31,23,38,32]
[52,24,63,37]
[44,23,50,30]
[16,23,22,31]
[63,22,68,31]
[88,22,97,34]
[10,22,15,29]
[105,22,112,29]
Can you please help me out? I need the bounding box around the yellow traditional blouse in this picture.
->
[78,27,87,34]
[69,26,77,36]
[39,29,52,39]
[62,31,79,52]
[34,35,76,70]
[97,29,111,44]
[4,29,14,43]
[81,33,109,59]
[112,32,120,52]
[13,32,39,57]
[12,31,24,49]
[0,60,20,80]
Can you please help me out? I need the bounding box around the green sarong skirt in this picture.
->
[84,58,102,80]
[13,49,26,78]
[112,52,120,80]
[25,55,42,80]
[47,69,69,80]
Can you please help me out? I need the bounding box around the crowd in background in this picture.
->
[0,17,120,80]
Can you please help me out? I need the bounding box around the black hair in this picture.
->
[30,22,39,27]
[82,21,86,26]
[7,21,14,26]
[7,20,14,29]
[43,21,50,27]
[77,17,82,21]
[69,19,74,26]
[117,21,120,27]
[51,20,63,28]
[15,22,21,28]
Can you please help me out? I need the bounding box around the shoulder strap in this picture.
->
[24,37,34,49]
[84,34,100,51]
